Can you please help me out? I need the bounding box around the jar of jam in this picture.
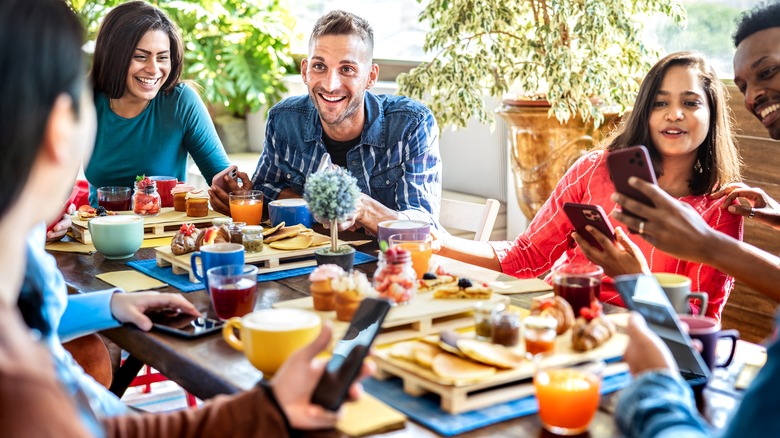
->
[473,301,506,341]
[228,222,245,244]
[491,311,521,347]
[132,178,161,217]
[372,247,416,305]
[242,225,263,253]
[523,315,557,356]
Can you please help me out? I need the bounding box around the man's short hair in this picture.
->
[733,1,780,47]
[309,10,374,60]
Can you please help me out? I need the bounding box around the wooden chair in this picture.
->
[439,198,500,241]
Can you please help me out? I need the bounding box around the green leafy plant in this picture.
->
[303,168,361,252]
[69,0,294,116]
[397,0,687,128]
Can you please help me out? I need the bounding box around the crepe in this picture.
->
[308,234,331,247]
[261,222,285,237]
[265,226,302,243]
[268,234,313,250]
[433,284,493,300]
[431,353,496,381]
[418,274,458,293]
[456,339,526,369]
[387,341,418,362]
[412,342,443,369]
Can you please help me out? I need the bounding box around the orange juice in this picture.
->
[397,242,432,279]
[230,199,263,225]
[534,368,600,435]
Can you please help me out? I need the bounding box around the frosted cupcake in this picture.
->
[308,264,345,311]
[334,271,377,322]
[171,183,196,212]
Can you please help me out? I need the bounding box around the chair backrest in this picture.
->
[439,198,500,241]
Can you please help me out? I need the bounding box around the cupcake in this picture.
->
[309,264,345,311]
[333,271,376,322]
[185,190,210,217]
[171,183,196,212]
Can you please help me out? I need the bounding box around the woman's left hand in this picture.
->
[573,226,650,277]
[110,292,201,331]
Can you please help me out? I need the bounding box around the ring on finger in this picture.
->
[749,208,755,219]
[638,221,645,235]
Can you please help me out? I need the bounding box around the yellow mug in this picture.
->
[222,308,321,375]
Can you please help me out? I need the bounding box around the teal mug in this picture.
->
[88,215,144,259]
[191,243,245,292]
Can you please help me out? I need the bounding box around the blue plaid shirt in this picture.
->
[252,92,442,226]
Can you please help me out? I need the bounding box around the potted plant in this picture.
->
[398,0,686,219]
[303,168,361,271]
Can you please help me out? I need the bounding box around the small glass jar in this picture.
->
[132,180,161,217]
[242,225,263,253]
[473,301,506,341]
[492,310,521,347]
[373,249,417,305]
[523,315,557,356]
[228,222,245,244]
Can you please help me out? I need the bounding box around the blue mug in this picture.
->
[191,243,245,291]
[268,198,314,228]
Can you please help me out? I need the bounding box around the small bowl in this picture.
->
[377,219,430,245]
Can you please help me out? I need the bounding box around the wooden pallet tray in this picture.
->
[372,319,628,413]
[274,292,511,345]
[155,233,343,282]
[71,208,226,244]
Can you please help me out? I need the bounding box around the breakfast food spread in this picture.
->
[185,190,209,217]
[171,223,199,255]
[308,264,345,311]
[529,295,575,335]
[171,183,196,212]
[571,301,615,352]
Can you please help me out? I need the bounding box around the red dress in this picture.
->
[490,150,742,320]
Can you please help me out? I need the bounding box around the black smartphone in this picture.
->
[563,202,616,251]
[145,309,224,338]
[311,298,392,411]
[606,145,659,220]
[613,274,710,389]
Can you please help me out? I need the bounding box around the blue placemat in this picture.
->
[363,371,631,436]
[127,251,377,292]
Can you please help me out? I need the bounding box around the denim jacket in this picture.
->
[251,92,442,226]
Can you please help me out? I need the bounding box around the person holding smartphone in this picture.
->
[84,1,231,207]
[434,51,742,320]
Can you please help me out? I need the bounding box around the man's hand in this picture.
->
[110,292,200,331]
[45,204,75,242]
[573,226,650,277]
[623,312,678,376]
[714,182,780,230]
[270,323,374,429]
[208,170,252,216]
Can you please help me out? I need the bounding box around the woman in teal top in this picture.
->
[85,1,230,205]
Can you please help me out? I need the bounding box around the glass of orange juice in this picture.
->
[534,356,604,435]
[388,233,432,279]
[229,190,264,226]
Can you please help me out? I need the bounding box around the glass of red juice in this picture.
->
[552,263,603,315]
[207,264,258,320]
[148,176,178,208]
[97,186,132,211]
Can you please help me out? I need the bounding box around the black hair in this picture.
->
[0,0,85,220]
[733,1,780,47]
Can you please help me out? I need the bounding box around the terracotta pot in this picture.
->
[496,100,620,220]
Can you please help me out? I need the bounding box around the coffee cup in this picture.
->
[148,176,178,208]
[678,315,739,370]
[653,273,708,316]
[222,308,321,375]
[376,219,430,245]
[268,198,314,228]
[88,215,144,259]
[191,243,245,292]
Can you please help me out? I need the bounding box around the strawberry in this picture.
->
[179,223,196,236]
[539,299,555,311]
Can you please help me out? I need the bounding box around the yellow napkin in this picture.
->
[96,270,167,292]
[337,393,406,437]
[488,278,553,294]
[46,237,172,254]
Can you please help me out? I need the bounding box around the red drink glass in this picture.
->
[552,263,603,314]
[148,176,178,208]
[97,186,132,211]
[207,264,258,320]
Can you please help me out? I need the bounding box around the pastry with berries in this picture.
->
[571,301,615,352]
[529,295,575,335]
[194,225,229,249]
[432,277,493,299]
[418,266,458,293]
[171,223,200,255]
[77,204,118,220]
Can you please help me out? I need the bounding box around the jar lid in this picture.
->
[212,217,233,227]
[242,225,263,235]
[523,315,558,330]
[474,301,506,313]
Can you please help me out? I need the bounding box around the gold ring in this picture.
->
[638,221,645,234]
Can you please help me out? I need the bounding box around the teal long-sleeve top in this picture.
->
[85,82,230,205]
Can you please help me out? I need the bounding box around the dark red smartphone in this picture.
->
[46,184,80,234]
[311,297,392,411]
[211,164,238,192]
[563,203,616,251]
[606,145,659,219]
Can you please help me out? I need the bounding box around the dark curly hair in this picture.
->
[733,1,780,47]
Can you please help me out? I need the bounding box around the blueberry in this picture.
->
[457,278,472,288]
[422,272,437,280]
[95,206,107,216]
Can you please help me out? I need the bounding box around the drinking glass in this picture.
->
[148,176,178,208]
[534,355,605,435]
[207,264,258,320]
[388,233,433,279]
[97,186,132,211]
[552,263,603,314]
[229,190,264,225]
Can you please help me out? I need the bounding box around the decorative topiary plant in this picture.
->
[303,168,361,253]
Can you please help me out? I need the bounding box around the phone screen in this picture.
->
[146,310,224,338]
[613,274,710,388]
[311,298,392,411]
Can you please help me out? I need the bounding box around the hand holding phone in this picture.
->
[563,203,616,251]
[211,164,239,193]
[606,145,659,220]
[145,309,224,338]
[311,298,392,411]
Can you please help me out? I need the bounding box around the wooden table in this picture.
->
[51,241,757,437]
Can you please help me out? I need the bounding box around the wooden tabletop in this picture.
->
[50,237,755,437]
